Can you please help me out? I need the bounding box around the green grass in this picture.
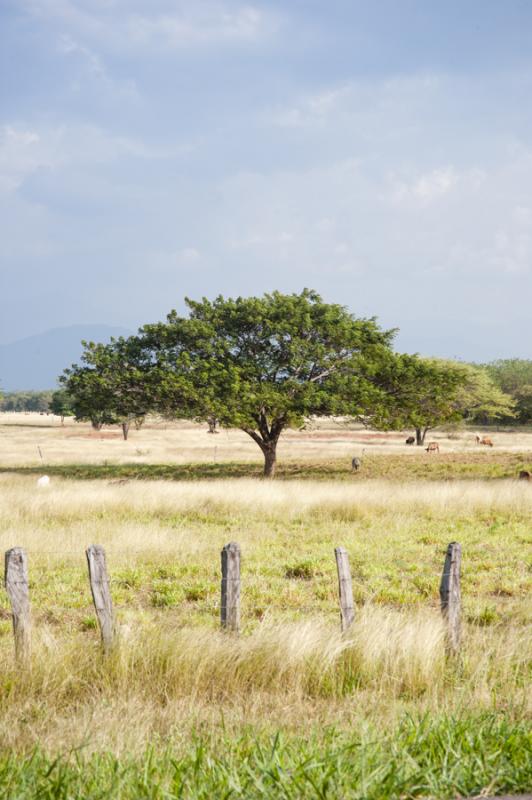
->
[2,450,532,482]
[0,472,530,798]
[0,715,530,799]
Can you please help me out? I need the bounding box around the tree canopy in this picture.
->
[57,290,523,472]
[368,358,514,444]
[60,338,149,439]
[49,389,75,423]
[137,290,401,475]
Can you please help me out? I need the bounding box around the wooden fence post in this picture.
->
[86,544,116,653]
[221,542,240,632]
[335,547,355,632]
[439,542,461,654]
[4,547,31,664]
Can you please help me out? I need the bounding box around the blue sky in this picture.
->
[1,0,532,359]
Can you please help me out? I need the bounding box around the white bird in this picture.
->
[36,475,50,487]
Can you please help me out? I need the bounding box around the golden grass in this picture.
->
[0,606,528,756]
[0,421,529,773]
[2,472,532,525]
[0,475,530,625]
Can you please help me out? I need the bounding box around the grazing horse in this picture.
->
[405,436,415,445]
[518,470,531,481]
[425,442,439,453]
[479,436,493,447]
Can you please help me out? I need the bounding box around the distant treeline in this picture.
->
[0,390,54,413]
[1,359,531,424]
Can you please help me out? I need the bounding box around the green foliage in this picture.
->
[450,361,515,423]
[49,389,74,420]
[370,358,515,441]
[484,359,532,423]
[367,356,466,441]
[60,337,150,435]
[139,289,401,475]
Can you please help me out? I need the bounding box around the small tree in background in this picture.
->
[483,359,532,424]
[455,362,515,425]
[60,338,149,439]
[369,358,514,444]
[49,389,75,425]
[139,289,401,476]
[365,355,467,445]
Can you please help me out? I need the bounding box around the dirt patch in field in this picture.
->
[285,430,403,441]
[65,431,123,440]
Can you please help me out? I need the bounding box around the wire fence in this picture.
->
[0,540,487,662]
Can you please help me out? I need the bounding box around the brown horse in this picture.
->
[425,442,439,453]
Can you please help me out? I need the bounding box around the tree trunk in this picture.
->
[415,427,428,446]
[263,445,277,478]
[121,422,129,441]
[242,416,284,478]
[91,419,103,431]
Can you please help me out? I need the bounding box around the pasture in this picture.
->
[0,415,530,798]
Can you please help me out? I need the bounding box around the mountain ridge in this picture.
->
[0,324,132,391]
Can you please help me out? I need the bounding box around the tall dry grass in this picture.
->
[2,474,532,531]
[0,605,529,755]
[0,475,528,750]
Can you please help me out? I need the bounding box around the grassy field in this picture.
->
[0,417,530,797]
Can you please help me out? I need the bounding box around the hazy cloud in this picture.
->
[22,0,277,52]
[2,1,532,359]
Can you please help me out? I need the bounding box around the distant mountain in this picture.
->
[0,325,132,391]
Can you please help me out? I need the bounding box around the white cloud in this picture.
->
[267,85,351,128]
[389,166,486,206]
[0,126,50,192]
[23,1,276,52]
[0,123,193,196]
[127,6,268,49]
[180,247,201,262]
[492,206,532,274]
[395,167,458,202]
[57,34,139,99]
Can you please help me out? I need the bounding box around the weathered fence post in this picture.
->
[439,541,461,654]
[335,547,355,632]
[221,542,240,632]
[5,547,31,664]
[86,544,116,653]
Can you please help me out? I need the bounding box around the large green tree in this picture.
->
[139,289,400,476]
